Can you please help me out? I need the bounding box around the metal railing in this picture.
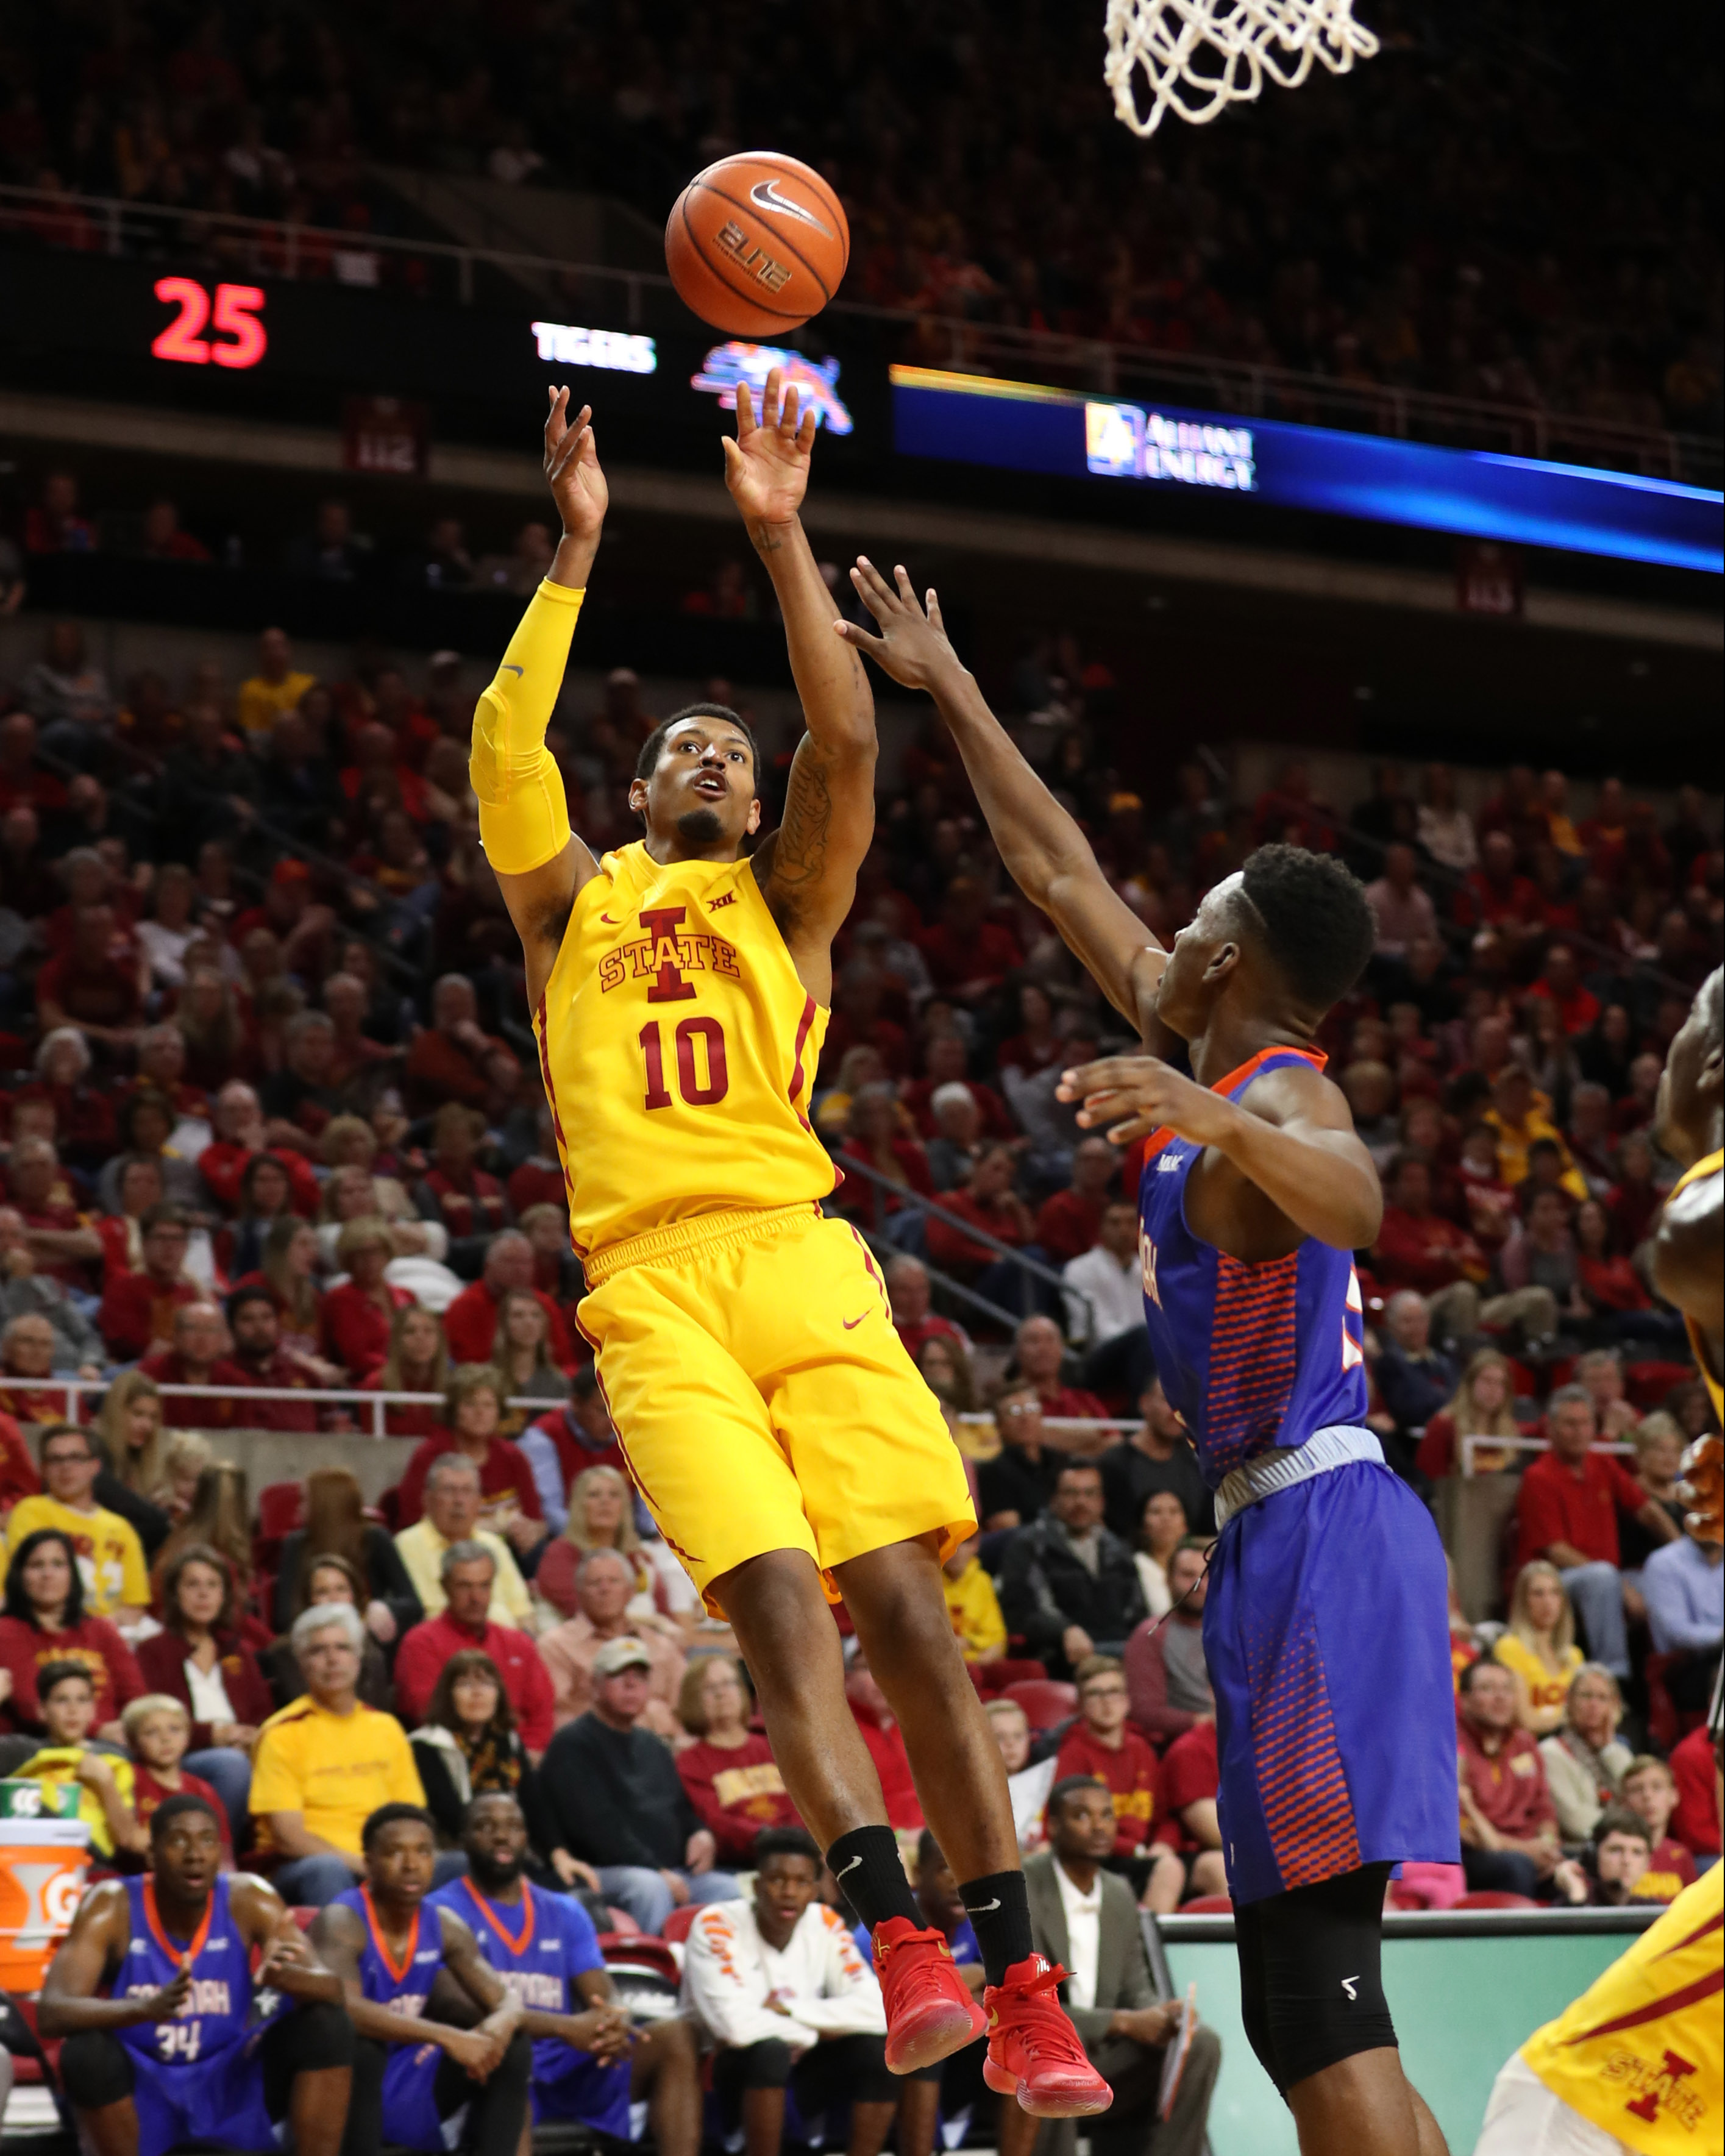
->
[26,1373,1142,1445]
[1,181,1715,488]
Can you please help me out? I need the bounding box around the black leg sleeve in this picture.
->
[261,2000,357,2121]
[57,2030,134,2112]
[435,2027,533,2156]
[340,2036,388,2156]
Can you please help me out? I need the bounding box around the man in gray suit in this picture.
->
[1011,1777,1220,2156]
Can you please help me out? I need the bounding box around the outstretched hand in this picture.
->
[1056,1055,1237,1148]
[544,386,608,543]
[723,368,816,526]
[835,559,964,694]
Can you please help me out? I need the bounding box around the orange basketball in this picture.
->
[665,151,850,338]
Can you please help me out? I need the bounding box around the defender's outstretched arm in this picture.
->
[839,560,1161,1028]
[734,372,877,1002]
[473,386,605,1006]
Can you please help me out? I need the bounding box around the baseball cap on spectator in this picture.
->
[592,1636,653,1677]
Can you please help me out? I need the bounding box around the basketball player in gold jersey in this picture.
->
[469,377,1108,2117]
[1652,966,1723,1513]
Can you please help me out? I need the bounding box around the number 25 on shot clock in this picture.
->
[151,276,268,370]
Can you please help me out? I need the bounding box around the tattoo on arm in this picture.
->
[769,744,834,915]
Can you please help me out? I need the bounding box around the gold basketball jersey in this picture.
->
[535,841,834,1258]
[1519,1862,1722,2155]
[1667,1147,1723,1421]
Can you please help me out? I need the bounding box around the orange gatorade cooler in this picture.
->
[0,1781,90,1994]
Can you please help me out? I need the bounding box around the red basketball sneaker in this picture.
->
[983,1957,1114,2116]
[872,1917,989,2074]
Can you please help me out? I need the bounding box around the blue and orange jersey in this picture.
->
[332,1885,444,2021]
[113,1874,256,2069]
[1136,1046,1369,1489]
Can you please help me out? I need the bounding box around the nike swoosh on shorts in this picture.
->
[842,1312,870,1329]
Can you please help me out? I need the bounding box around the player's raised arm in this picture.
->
[472,386,606,1005]
[731,369,875,998]
[839,561,1161,1028]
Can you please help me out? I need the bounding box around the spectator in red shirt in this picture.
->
[24,477,96,555]
[902,1032,1016,1147]
[914,877,1022,1004]
[1667,1724,1721,1859]
[20,1026,116,1170]
[1457,830,1542,933]
[674,1653,798,1864]
[1605,1130,1663,1251]
[1527,945,1602,1037]
[1012,1314,1109,1427]
[1456,1658,1563,1898]
[394,1364,549,1578]
[1053,1654,1184,1911]
[7,1136,102,1290]
[319,1215,413,1380]
[1416,1349,1525,1481]
[1512,1385,1678,1678]
[1159,1719,1229,1902]
[525,1371,627,1520]
[140,1301,248,1418]
[1123,1540,1215,1743]
[833,1083,934,1233]
[196,1081,319,1217]
[1617,1756,1700,1904]
[0,1527,144,1734]
[36,903,144,1051]
[221,1287,319,1432]
[443,1231,573,1369]
[1033,1137,1122,1267]
[393,1539,554,1756]
[1372,1152,1488,1323]
[0,1314,76,1428]
[924,1144,1034,1287]
[98,1204,202,1362]
[844,1654,922,1830]
[403,973,505,1114]
[358,1303,450,1439]
[882,1254,967,1365]
[411,1102,510,1270]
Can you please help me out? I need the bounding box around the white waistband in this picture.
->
[1212,1425,1384,1529]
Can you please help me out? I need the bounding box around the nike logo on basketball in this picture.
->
[500,663,524,676]
[749,179,834,236]
[842,1311,870,1329]
[1341,1976,1359,2002]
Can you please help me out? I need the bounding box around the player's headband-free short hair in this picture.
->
[1047,1774,1110,1824]
[363,1802,435,1852]
[753,1826,822,1870]
[151,1791,222,1843]
[1236,844,1376,1012]
[635,705,759,788]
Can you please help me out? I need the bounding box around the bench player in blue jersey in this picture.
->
[40,1791,353,2156]
[430,1792,702,2147]
[839,565,1457,2156]
[311,1802,531,2156]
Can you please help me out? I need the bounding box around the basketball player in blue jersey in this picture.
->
[430,1792,701,2148]
[311,1802,531,2156]
[839,564,1456,2156]
[40,1792,353,2156]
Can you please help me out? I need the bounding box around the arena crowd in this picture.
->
[1,1,1718,437]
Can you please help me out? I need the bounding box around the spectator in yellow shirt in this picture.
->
[1,1425,149,1624]
[236,626,316,737]
[249,1601,424,1904]
[941,1535,1005,1663]
[16,1660,147,1860]
[1483,1066,1588,1198]
[1493,1561,1584,1735]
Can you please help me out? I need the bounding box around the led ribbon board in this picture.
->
[890,367,1723,574]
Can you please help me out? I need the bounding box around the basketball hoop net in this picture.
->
[1104,0,1379,137]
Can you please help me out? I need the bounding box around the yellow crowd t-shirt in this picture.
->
[943,1559,1008,1662]
[1520,1862,1722,2155]
[1492,1634,1583,1721]
[0,1498,149,1616]
[16,1745,137,1857]
[248,1696,424,1859]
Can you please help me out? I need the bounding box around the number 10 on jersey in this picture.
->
[639,1017,729,1109]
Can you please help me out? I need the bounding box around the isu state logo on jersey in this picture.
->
[596,905,742,999]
